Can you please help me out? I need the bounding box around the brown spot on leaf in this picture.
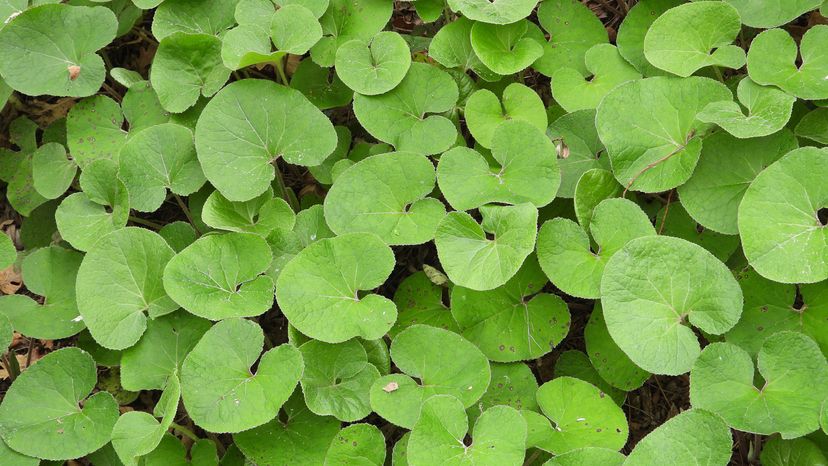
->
[383,381,399,393]
[68,65,81,81]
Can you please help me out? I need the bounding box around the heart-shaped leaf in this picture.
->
[325,423,386,465]
[552,44,641,113]
[738,147,828,283]
[335,31,411,95]
[552,350,626,407]
[550,112,611,199]
[616,0,683,76]
[163,232,275,320]
[271,4,322,54]
[66,95,127,168]
[195,79,337,201]
[429,17,498,81]
[464,83,547,149]
[691,331,828,438]
[276,232,396,343]
[470,20,544,76]
[391,271,457,338]
[435,203,538,291]
[0,348,119,460]
[151,0,236,40]
[724,0,822,28]
[111,375,180,466]
[446,0,538,25]
[202,189,295,236]
[451,254,570,361]
[310,0,391,66]
[181,318,303,433]
[623,409,732,466]
[438,120,559,211]
[697,78,796,139]
[32,143,76,200]
[370,325,491,428]
[601,235,743,375]
[468,362,539,421]
[747,26,828,100]
[533,0,608,77]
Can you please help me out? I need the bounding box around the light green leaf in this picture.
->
[310,0,391,67]
[120,310,211,391]
[121,80,171,133]
[1,117,47,216]
[299,339,380,422]
[271,4,322,55]
[533,0,608,77]
[111,375,180,466]
[435,203,538,291]
[760,437,828,466]
[0,234,12,271]
[438,120,559,211]
[352,63,458,155]
[335,31,410,95]
[451,254,570,362]
[221,24,284,71]
[549,111,610,199]
[470,20,544,76]
[234,392,341,466]
[697,78,796,139]
[446,0,538,25]
[536,377,628,454]
[325,423,386,465]
[151,0,236,40]
[407,396,526,466]
[0,314,10,353]
[796,107,828,144]
[656,203,738,262]
[623,409,732,466]
[691,332,828,438]
[202,189,295,236]
[616,0,683,76]
[54,189,129,252]
[324,151,445,245]
[159,221,198,252]
[544,448,625,466]
[163,232,274,320]
[66,95,127,168]
[537,198,654,299]
[552,350,626,407]
[195,79,337,201]
[77,227,178,350]
[428,17,498,81]
[738,147,828,283]
[390,271,457,338]
[276,232,396,343]
[0,437,38,466]
[468,362,539,422]
[573,169,621,230]
[464,83,547,149]
[643,1,745,77]
[0,348,119,460]
[725,0,822,28]
[32,143,76,200]
[118,123,206,212]
[584,303,650,391]
[370,325,491,429]
[678,130,797,235]
[0,4,117,97]
[551,44,641,113]
[181,318,303,433]
[0,246,84,339]
[595,76,731,193]
[747,26,828,101]
[601,235,743,375]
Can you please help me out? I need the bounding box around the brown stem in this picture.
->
[622,131,696,197]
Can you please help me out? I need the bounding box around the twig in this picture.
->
[593,0,624,17]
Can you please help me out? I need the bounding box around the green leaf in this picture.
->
[141,434,218,466]
[407,396,527,466]
[66,95,127,168]
[0,4,117,97]
[533,0,608,77]
[468,362,539,421]
[438,120,559,211]
[470,20,544,76]
[656,203,739,262]
[724,0,822,28]
[0,348,119,460]
[0,234,13,271]
[352,63,458,155]
[299,339,380,422]
[335,31,411,95]
[325,423,386,465]
[120,310,211,391]
[697,78,796,139]
[181,318,303,433]
[535,376,628,454]
[435,203,538,291]
[551,350,626,408]
[163,232,274,320]
[0,246,84,339]
[151,33,230,114]
[111,375,180,466]
[691,332,828,438]
[290,58,354,110]
[551,44,641,113]
[616,0,683,76]
[573,169,621,230]
[544,448,625,466]
[538,198,655,299]
[549,112,610,199]
[428,17,498,81]
[0,314,11,353]
[324,151,445,245]
[118,123,206,212]
[32,143,76,200]
[271,4,322,54]
[276,232,396,343]
[738,147,828,283]
[391,271,457,338]
[451,254,571,361]
[202,189,295,236]
[446,0,538,25]
[623,409,732,466]
[643,1,745,78]
[601,235,743,375]
[234,392,341,465]
[747,26,828,100]
[595,76,731,193]
[1,117,48,216]
[159,221,198,252]
[151,0,236,40]
[370,325,491,429]
[795,107,828,144]
[464,83,547,149]
[678,129,797,235]
[0,437,38,466]
[54,188,129,252]
[760,437,828,466]
[195,79,337,201]
[310,0,391,67]
[584,303,650,391]
[77,227,178,350]
[121,80,171,133]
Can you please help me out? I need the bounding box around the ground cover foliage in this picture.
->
[0,0,826,464]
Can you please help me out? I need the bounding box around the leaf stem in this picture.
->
[128,216,163,230]
[2,352,20,381]
[170,422,199,442]
[173,194,201,235]
[273,166,299,212]
[622,131,696,197]
[273,56,289,86]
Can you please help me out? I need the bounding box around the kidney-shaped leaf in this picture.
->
[464,83,547,149]
[551,44,641,113]
[697,78,796,139]
[747,26,828,101]
[335,31,411,96]
[470,20,544,76]
[725,0,821,28]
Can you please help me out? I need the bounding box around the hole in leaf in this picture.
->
[485,232,495,241]
[817,207,828,226]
